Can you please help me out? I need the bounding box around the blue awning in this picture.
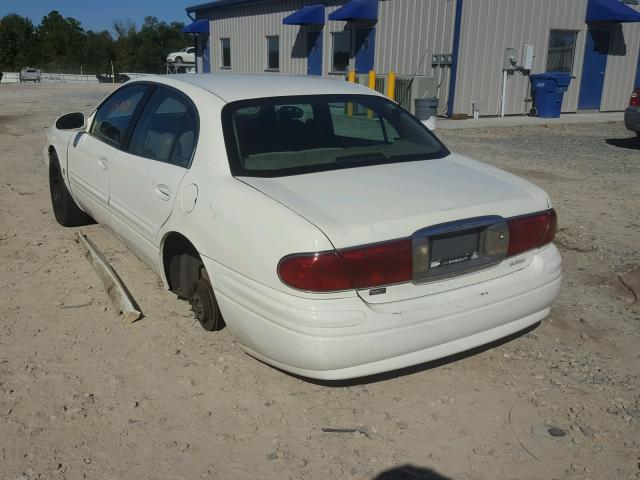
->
[329,0,378,21]
[586,0,640,22]
[283,4,325,25]
[182,19,210,33]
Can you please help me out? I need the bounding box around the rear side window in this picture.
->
[91,84,148,147]
[128,87,198,167]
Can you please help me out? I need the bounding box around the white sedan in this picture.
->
[45,75,561,380]
[166,47,195,64]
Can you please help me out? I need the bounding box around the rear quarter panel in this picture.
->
[154,84,346,299]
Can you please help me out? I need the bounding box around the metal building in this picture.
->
[183,0,640,117]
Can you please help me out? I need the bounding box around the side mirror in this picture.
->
[55,112,85,130]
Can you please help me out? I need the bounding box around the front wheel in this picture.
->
[49,151,93,227]
[175,56,183,64]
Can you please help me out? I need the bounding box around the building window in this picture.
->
[221,38,231,68]
[546,30,578,74]
[331,31,350,72]
[266,36,279,70]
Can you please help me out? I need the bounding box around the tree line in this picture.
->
[0,10,192,75]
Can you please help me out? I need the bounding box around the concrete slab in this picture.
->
[436,112,624,130]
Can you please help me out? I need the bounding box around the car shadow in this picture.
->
[605,136,640,150]
[280,321,541,387]
[372,464,452,480]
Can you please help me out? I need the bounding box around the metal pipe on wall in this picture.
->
[500,70,507,117]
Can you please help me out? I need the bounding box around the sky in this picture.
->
[0,0,197,32]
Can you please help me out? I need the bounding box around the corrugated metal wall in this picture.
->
[375,0,456,111]
[453,0,587,116]
[195,0,640,116]
[205,1,311,75]
[204,0,385,78]
[202,0,455,109]
[601,3,640,110]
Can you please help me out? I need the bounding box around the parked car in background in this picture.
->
[44,75,561,380]
[166,47,195,64]
[95,73,130,84]
[624,87,640,136]
[19,67,41,83]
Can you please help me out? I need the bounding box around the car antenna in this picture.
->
[398,43,431,110]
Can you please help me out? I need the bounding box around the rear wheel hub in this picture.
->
[189,278,220,331]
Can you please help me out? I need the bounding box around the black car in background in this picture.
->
[624,87,640,136]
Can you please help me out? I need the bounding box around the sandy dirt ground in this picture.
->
[0,82,639,480]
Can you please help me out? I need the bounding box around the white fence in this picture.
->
[0,72,152,84]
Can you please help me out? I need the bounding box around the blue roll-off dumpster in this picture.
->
[529,73,572,118]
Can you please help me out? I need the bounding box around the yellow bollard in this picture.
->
[347,70,356,116]
[387,70,396,101]
[367,70,376,117]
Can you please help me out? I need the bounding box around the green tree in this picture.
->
[37,10,85,71]
[0,10,189,74]
[81,30,115,74]
[0,14,38,70]
[114,16,189,74]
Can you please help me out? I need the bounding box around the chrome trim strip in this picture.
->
[413,215,505,238]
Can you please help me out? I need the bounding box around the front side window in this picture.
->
[221,38,231,68]
[128,87,198,167]
[332,31,350,72]
[546,30,578,73]
[266,35,279,70]
[222,95,449,177]
[91,84,149,147]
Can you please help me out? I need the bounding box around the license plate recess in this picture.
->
[413,216,508,283]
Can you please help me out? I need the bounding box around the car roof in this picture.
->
[138,73,382,103]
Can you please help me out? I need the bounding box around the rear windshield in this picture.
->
[221,94,449,177]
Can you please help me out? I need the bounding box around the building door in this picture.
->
[578,29,610,110]
[307,31,322,75]
[355,28,375,73]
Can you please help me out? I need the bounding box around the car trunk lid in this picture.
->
[241,153,551,303]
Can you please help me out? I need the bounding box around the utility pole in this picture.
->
[111,61,115,83]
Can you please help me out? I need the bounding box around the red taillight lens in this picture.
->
[340,239,413,289]
[630,88,640,107]
[278,239,412,292]
[507,209,557,257]
[278,251,352,292]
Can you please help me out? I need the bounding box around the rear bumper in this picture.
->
[624,107,640,133]
[205,244,562,380]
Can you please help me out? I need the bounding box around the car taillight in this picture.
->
[279,210,557,292]
[507,209,557,257]
[630,88,640,107]
[340,239,413,289]
[278,239,412,292]
[277,251,352,292]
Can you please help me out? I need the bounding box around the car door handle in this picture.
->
[98,157,109,170]
[155,184,171,201]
